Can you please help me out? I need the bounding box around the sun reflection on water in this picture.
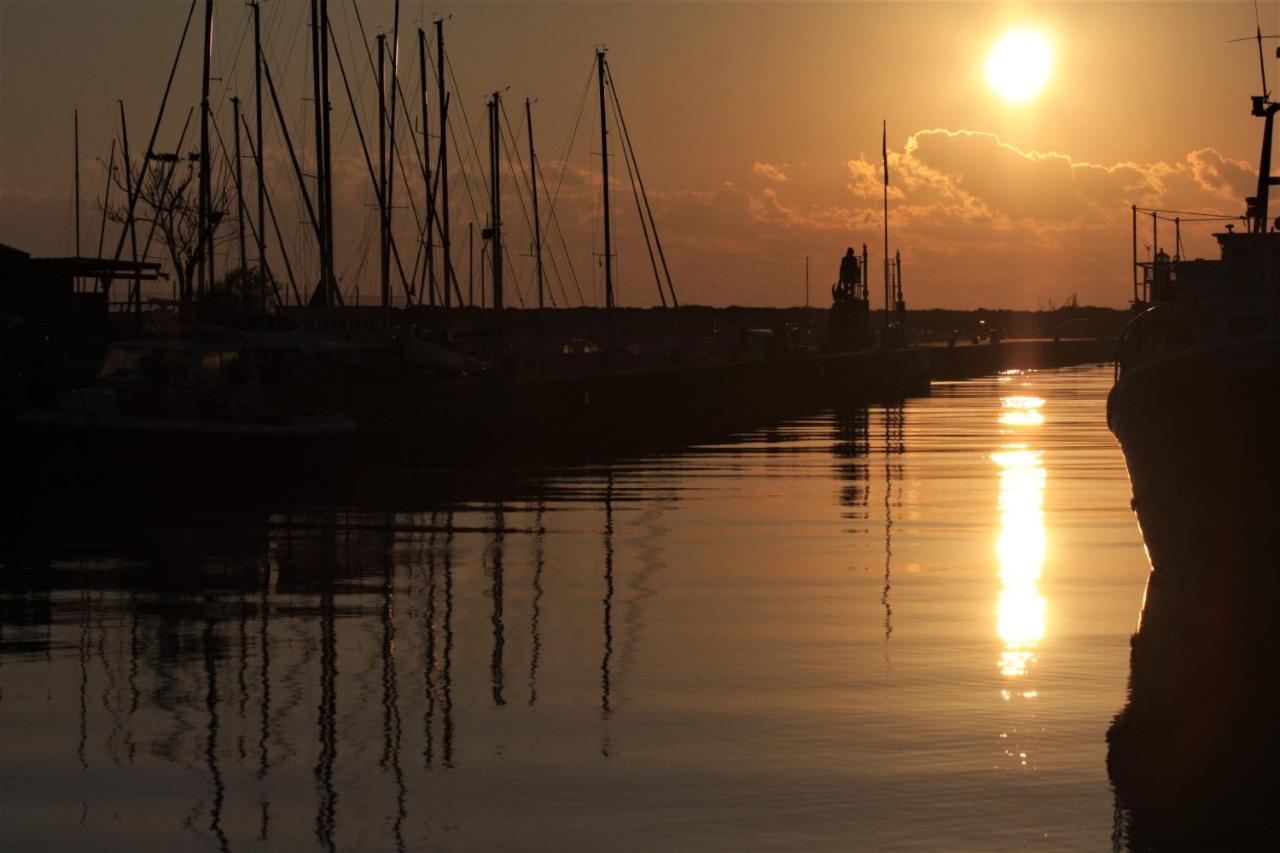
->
[993,395,1047,680]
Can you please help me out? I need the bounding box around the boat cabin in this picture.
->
[65,339,271,421]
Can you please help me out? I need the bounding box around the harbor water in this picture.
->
[0,363,1153,851]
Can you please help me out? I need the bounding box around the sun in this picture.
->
[986,30,1052,103]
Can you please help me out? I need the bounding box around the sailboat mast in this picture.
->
[378,33,389,306]
[74,110,81,261]
[309,0,326,303]
[597,49,613,311]
[526,98,543,310]
[386,0,400,306]
[320,0,336,303]
[198,0,214,299]
[233,96,246,278]
[436,19,452,308]
[419,28,435,307]
[488,93,503,310]
[252,0,268,309]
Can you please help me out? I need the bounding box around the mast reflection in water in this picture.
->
[2,365,1164,851]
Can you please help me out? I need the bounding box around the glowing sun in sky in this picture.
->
[986,30,1053,103]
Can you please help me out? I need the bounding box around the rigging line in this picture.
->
[498,100,540,301]
[606,63,677,307]
[135,107,195,270]
[500,100,564,307]
[547,60,595,217]
[103,0,199,299]
[442,49,491,219]
[535,153,586,306]
[238,113,294,306]
[209,8,253,129]
[1134,206,1246,217]
[327,23,417,305]
[606,81,664,307]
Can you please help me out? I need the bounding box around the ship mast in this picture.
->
[1248,23,1278,233]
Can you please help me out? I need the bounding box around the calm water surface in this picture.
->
[1,364,1152,851]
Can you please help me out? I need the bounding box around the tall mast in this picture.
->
[596,49,614,311]
[309,0,326,303]
[198,0,214,299]
[74,109,81,261]
[882,119,890,340]
[526,98,544,310]
[233,96,246,280]
[378,33,389,306]
[252,0,268,310]
[119,102,140,312]
[386,0,400,307]
[435,19,452,308]
[320,0,336,304]
[419,28,435,307]
[488,93,503,310]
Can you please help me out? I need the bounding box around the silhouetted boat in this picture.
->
[1108,71,1279,592]
[1107,33,1280,847]
[11,338,356,487]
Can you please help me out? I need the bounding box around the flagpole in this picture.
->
[882,119,890,343]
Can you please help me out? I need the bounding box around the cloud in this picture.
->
[751,161,790,183]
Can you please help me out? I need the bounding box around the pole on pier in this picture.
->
[804,256,809,309]
[882,119,890,345]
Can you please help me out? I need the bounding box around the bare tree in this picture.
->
[106,152,233,302]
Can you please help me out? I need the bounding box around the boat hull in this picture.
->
[1107,338,1280,593]
[1106,337,1280,846]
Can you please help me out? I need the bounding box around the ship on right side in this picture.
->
[1106,29,1280,849]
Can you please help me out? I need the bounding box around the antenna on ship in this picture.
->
[1230,1,1280,232]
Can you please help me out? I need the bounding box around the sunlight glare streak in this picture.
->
[992,444,1047,678]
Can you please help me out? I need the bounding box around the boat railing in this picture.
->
[1115,293,1280,379]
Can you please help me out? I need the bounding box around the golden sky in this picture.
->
[0,1,1272,308]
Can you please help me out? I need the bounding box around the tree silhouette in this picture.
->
[105,152,233,303]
